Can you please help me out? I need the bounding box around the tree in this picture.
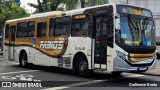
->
[62,0,108,10]
[0,0,29,33]
[28,0,62,13]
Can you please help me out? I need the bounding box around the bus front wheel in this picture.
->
[156,53,160,59]
[77,56,91,77]
[19,52,28,67]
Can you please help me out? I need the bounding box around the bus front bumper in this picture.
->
[113,56,156,72]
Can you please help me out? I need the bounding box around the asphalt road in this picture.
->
[0,57,160,90]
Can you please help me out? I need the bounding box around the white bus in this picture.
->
[3,4,156,76]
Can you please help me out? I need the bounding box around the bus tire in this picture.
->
[156,53,160,59]
[111,71,122,76]
[19,52,28,67]
[76,56,91,77]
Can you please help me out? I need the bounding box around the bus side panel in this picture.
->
[49,57,58,67]
[49,37,73,68]
[106,46,114,72]
[14,46,36,64]
[49,37,92,69]
[13,38,36,64]
[28,47,36,64]
[4,27,9,60]
[4,45,9,60]
[67,37,92,69]
[35,49,50,66]
[14,46,19,63]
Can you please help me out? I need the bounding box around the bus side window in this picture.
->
[54,16,71,37]
[17,22,28,38]
[49,18,54,37]
[5,24,9,38]
[28,21,35,37]
[37,22,47,37]
[72,15,89,37]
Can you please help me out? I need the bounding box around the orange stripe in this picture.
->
[129,53,155,58]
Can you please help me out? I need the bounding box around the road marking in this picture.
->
[0,70,40,75]
[42,74,144,90]
[2,74,41,81]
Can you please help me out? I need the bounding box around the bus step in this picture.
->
[94,64,107,69]
[94,68,107,71]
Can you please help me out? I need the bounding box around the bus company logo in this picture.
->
[2,82,11,87]
[40,41,64,50]
[1,82,42,88]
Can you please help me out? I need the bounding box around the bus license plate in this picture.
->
[139,67,147,71]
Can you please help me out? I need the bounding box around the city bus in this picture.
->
[3,4,156,76]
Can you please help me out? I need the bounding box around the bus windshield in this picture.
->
[116,15,155,46]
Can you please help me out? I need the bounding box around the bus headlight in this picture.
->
[116,51,126,60]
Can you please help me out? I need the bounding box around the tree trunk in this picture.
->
[51,0,61,11]
[80,0,85,8]
[37,0,43,12]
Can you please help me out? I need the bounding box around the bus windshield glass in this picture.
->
[117,16,155,46]
[116,5,155,46]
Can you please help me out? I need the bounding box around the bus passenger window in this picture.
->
[17,22,28,38]
[37,22,46,37]
[72,17,89,37]
[28,21,35,37]
[5,24,9,38]
[49,18,54,37]
[54,16,71,36]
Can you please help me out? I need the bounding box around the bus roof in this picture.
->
[6,11,64,23]
[65,3,116,15]
[65,3,151,15]
[6,3,151,23]
[6,17,36,23]
[30,11,64,17]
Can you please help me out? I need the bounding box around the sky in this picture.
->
[20,0,38,13]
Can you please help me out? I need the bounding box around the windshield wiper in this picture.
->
[141,17,149,31]
[127,15,142,41]
[128,15,138,30]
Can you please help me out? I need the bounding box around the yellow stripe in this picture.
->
[129,53,155,58]
[129,57,151,62]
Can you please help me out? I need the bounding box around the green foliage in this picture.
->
[0,0,29,33]
[28,0,62,13]
[28,0,108,13]
[62,0,108,10]
[62,0,78,10]
[156,42,160,46]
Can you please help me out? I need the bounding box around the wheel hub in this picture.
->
[21,56,26,66]
[79,61,87,71]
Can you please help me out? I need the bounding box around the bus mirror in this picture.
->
[115,18,120,30]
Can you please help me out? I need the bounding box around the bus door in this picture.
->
[9,26,16,60]
[94,15,108,69]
